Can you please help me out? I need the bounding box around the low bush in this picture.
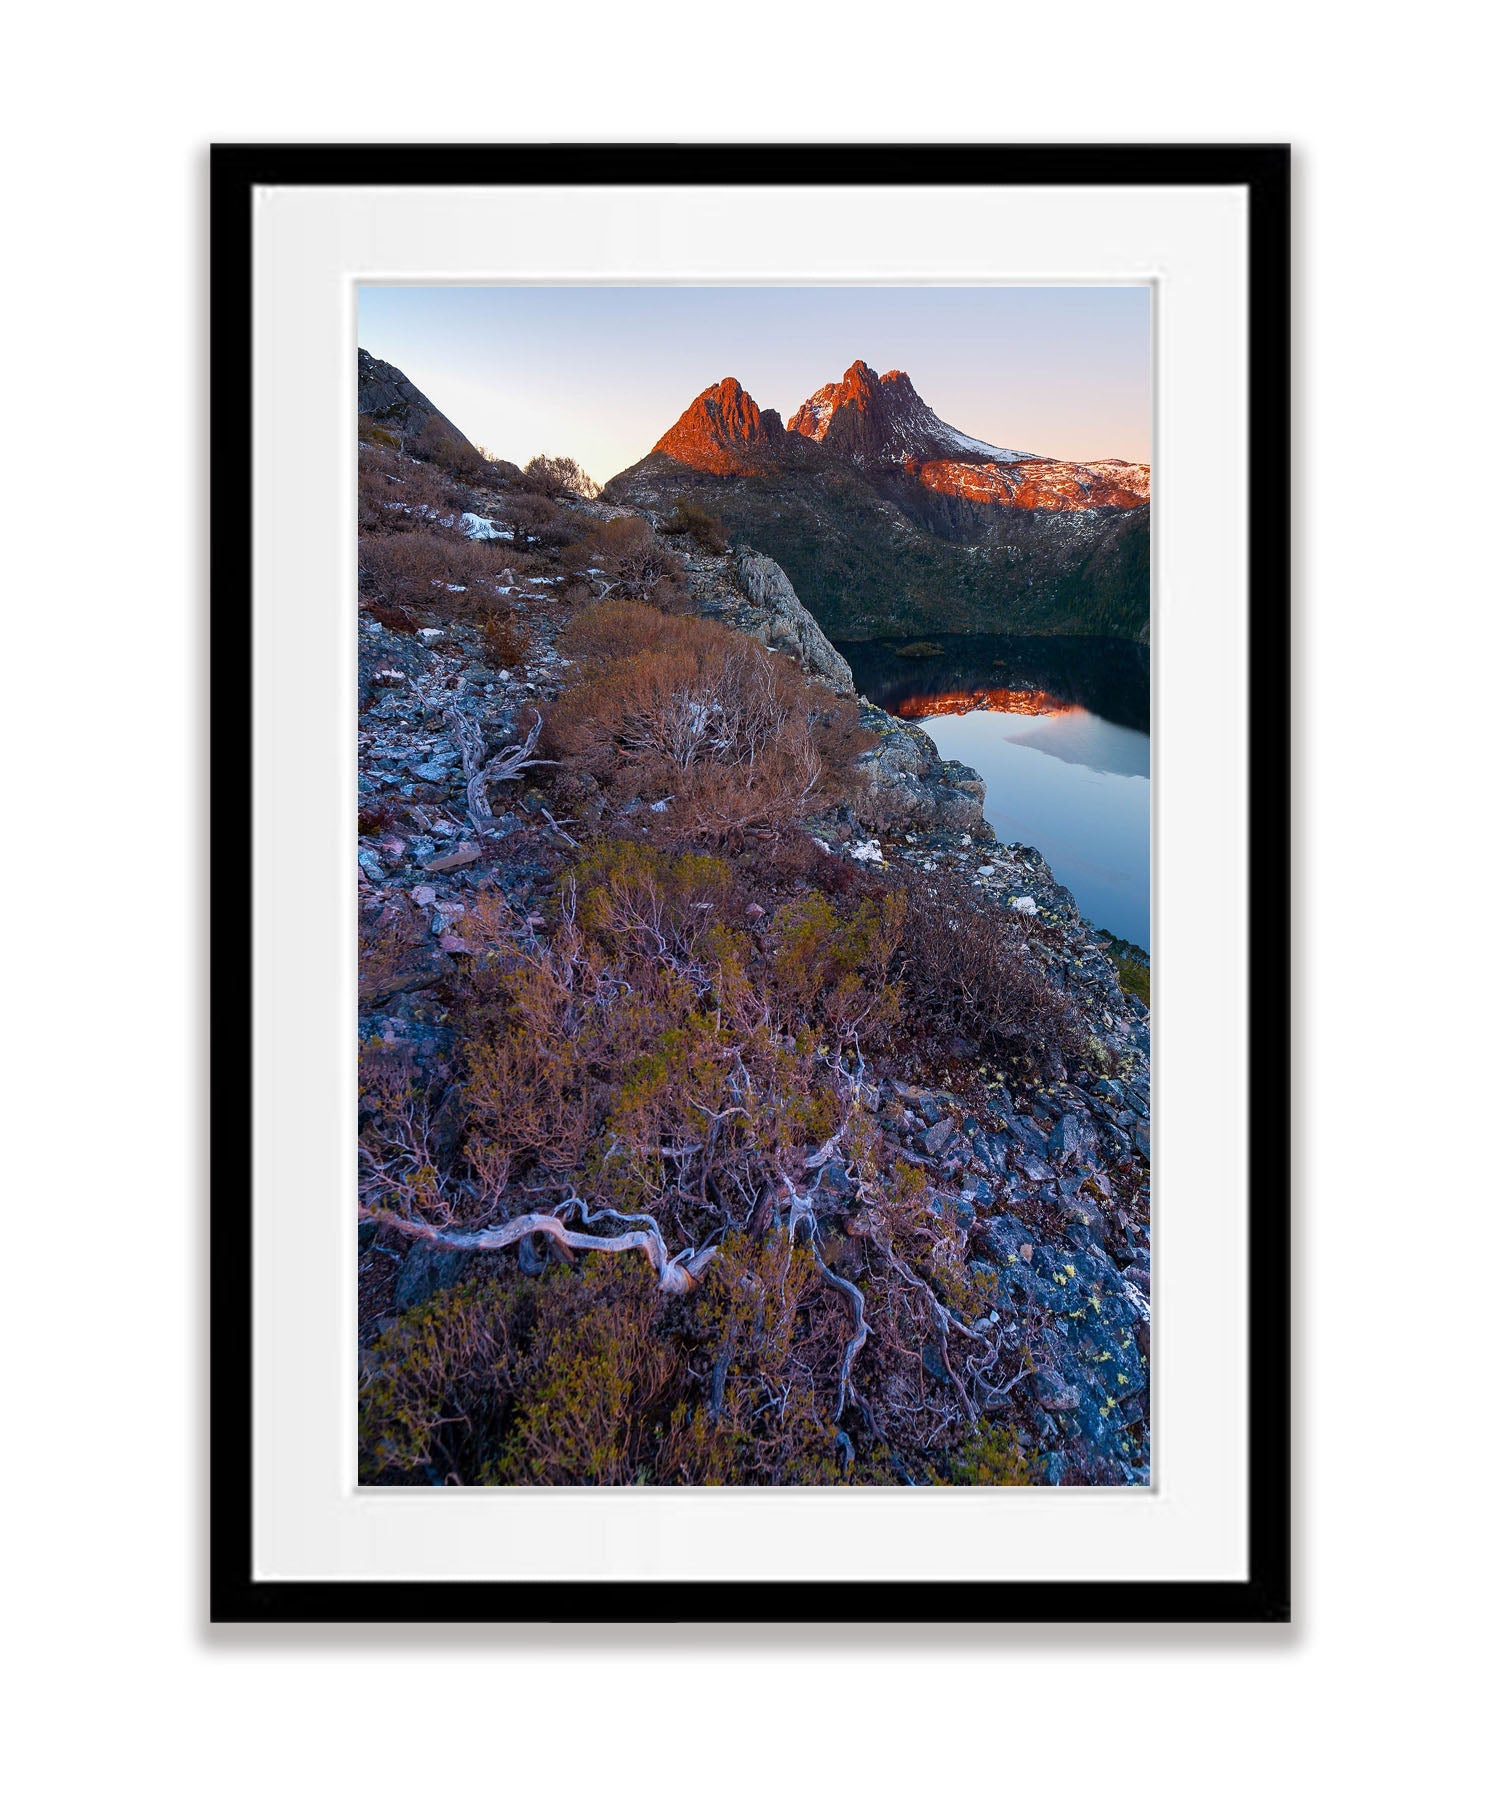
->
[358,415,401,449]
[359,529,520,621]
[363,601,420,634]
[1107,948,1151,1006]
[359,1247,864,1487]
[585,516,687,605]
[478,613,529,669]
[767,889,904,1047]
[358,448,459,534]
[545,602,870,844]
[893,869,1084,1073]
[937,1423,1037,1485]
[488,1257,682,1484]
[507,491,578,551]
[411,417,493,486]
[360,1275,523,1481]
[445,840,896,1222]
[659,499,730,554]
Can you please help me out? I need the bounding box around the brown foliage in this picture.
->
[522,453,600,500]
[586,516,687,604]
[546,602,869,844]
[358,447,453,534]
[360,529,527,635]
[507,492,577,550]
[447,841,894,1227]
[894,869,1084,1071]
[478,614,529,669]
[411,417,492,485]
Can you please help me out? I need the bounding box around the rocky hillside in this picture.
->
[607,360,1151,643]
[355,397,1151,1488]
[358,349,493,463]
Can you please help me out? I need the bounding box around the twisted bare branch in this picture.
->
[445,706,554,837]
[361,1193,718,1295]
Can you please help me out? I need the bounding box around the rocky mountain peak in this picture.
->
[652,375,786,473]
[788,358,1017,467]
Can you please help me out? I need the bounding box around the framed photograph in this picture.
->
[212,143,1290,1623]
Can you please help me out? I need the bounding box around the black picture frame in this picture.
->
[210,142,1290,1626]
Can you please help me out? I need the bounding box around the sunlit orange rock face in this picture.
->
[788,359,886,440]
[913,457,1151,512]
[897,687,1079,721]
[644,360,1150,513]
[653,376,785,474]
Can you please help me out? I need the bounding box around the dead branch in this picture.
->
[806,1237,868,1422]
[445,706,554,837]
[361,1192,718,1295]
[781,1176,868,1422]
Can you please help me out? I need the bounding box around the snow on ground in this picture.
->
[927,417,1035,462]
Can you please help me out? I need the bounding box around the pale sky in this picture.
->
[358,286,1151,487]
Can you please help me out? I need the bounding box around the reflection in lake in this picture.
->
[839,635,1151,949]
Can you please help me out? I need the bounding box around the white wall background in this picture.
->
[5,4,1492,1794]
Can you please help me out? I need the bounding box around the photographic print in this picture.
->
[354,284,1154,1489]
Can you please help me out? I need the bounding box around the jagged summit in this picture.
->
[651,375,786,474]
[788,359,1034,467]
[629,357,1148,513]
[609,358,1151,642]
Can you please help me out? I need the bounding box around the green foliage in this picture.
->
[455,843,897,1216]
[938,1423,1037,1486]
[358,414,401,449]
[768,889,904,1047]
[359,1276,523,1480]
[1107,949,1151,1006]
[490,1258,682,1485]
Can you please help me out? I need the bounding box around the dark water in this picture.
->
[838,634,1151,949]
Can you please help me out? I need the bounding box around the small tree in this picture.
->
[524,454,600,500]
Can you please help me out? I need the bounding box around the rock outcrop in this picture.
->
[731,550,856,693]
[855,707,988,834]
[358,347,476,454]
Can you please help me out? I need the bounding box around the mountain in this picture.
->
[609,361,1151,642]
[651,375,790,474]
[789,358,1034,466]
[358,348,477,455]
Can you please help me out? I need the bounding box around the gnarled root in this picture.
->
[361,1194,718,1295]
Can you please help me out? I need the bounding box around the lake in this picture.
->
[837,634,1151,950]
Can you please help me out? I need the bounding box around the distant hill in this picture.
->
[608,360,1150,642]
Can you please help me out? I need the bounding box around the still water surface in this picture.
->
[837,635,1151,950]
